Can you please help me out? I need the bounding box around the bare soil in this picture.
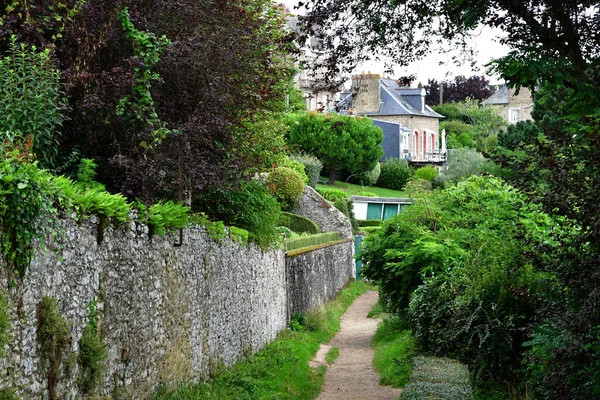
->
[310,290,401,400]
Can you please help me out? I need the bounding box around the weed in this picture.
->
[0,388,18,400]
[0,291,10,356]
[325,347,339,364]
[37,296,71,400]
[78,300,107,394]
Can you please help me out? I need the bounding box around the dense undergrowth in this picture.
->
[153,280,373,400]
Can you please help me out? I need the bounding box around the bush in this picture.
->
[357,191,377,197]
[316,187,348,203]
[279,212,321,234]
[358,220,383,227]
[377,158,413,190]
[434,148,489,189]
[414,165,438,181]
[137,200,189,236]
[280,157,309,185]
[290,152,323,188]
[349,162,381,186]
[197,180,281,248]
[267,167,305,210]
[284,232,342,252]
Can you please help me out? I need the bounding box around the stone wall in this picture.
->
[0,213,354,399]
[286,239,354,317]
[375,115,440,134]
[352,74,381,113]
[292,186,353,239]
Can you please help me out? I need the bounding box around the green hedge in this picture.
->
[358,220,383,227]
[316,187,348,203]
[284,232,341,252]
[279,212,321,234]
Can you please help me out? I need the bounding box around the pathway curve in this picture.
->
[310,290,401,400]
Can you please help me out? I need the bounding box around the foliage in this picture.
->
[371,317,416,387]
[37,296,71,400]
[286,112,383,184]
[431,104,470,123]
[434,148,490,189]
[400,357,472,400]
[455,98,506,154]
[316,181,406,198]
[280,158,309,185]
[0,148,58,278]
[358,220,382,227]
[267,167,305,210]
[315,187,348,203]
[0,36,65,170]
[196,180,281,249]
[284,232,341,253]
[414,165,438,182]
[439,120,476,149]
[497,120,541,151]
[0,290,10,357]
[78,300,107,394]
[377,158,413,191]
[425,75,492,105]
[348,162,381,187]
[325,347,339,364]
[145,201,189,236]
[289,152,323,188]
[362,176,575,386]
[153,280,373,400]
[357,191,377,197]
[279,212,321,235]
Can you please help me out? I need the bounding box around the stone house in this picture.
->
[483,85,534,124]
[337,74,446,164]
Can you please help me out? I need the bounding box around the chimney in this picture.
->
[351,73,381,114]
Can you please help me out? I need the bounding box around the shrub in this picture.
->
[284,232,342,252]
[377,158,413,190]
[279,212,321,234]
[358,220,382,227]
[197,180,281,248]
[290,152,323,188]
[267,167,305,210]
[414,165,438,181]
[280,157,309,185]
[434,148,489,189]
[349,162,381,186]
[145,200,189,236]
[78,301,106,394]
[357,191,377,197]
[316,187,347,203]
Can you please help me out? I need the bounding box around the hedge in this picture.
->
[284,232,341,252]
[279,212,321,234]
[358,219,383,227]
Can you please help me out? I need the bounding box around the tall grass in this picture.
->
[154,280,374,400]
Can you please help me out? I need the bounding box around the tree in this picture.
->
[425,75,491,105]
[286,113,383,184]
[1,0,297,205]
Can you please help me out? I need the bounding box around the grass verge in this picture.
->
[154,280,374,400]
[317,181,406,198]
[400,357,473,400]
[371,316,417,388]
[325,347,339,365]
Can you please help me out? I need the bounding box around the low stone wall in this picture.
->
[0,213,354,399]
[286,239,355,317]
[293,186,353,239]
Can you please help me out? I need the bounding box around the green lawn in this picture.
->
[316,180,407,198]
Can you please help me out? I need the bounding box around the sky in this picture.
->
[279,0,510,85]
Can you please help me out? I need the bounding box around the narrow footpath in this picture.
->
[310,290,401,400]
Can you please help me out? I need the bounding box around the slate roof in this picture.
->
[483,85,510,105]
[332,78,443,118]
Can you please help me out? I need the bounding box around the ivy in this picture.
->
[116,8,175,155]
[78,300,106,395]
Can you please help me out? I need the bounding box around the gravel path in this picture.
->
[310,290,401,400]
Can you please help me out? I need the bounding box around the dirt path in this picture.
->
[310,290,401,400]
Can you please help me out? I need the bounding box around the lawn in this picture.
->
[316,180,407,198]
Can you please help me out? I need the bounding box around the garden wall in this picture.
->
[0,215,354,398]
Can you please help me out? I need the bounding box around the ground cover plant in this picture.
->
[371,316,416,388]
[153,280,374,400]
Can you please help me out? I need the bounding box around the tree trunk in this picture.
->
[329,167,336,185]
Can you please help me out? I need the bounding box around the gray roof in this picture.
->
[483,85,510,105]
[361,79,443,118]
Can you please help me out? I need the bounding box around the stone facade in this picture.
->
[351,74,381,113]
[0,212,354,398]
[292,186,354,239]
[373,115,440,135]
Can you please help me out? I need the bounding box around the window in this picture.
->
[509,108,520,123]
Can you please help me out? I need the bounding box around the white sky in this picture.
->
[279,0,510,85]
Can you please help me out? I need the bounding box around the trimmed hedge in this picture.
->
[284,232,342,252]
[279,212,321,234]
[316,187,348,203]
[360,226,381,235]
[358,219,383,227]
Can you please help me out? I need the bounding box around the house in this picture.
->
[351,195,412,220]
[483,85,534,124]
[336,74,446,164]
[285,10,342,111]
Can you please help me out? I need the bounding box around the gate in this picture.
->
[355,235,364,279]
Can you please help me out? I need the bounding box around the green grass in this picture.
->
[400,357,473,400]
[325,347,339,364]
[317,179,407,198]
[371,316,417,388]
[154,280,374,400]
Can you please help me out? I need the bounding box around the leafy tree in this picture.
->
[425,75,491,105]
[286,113,383,184]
